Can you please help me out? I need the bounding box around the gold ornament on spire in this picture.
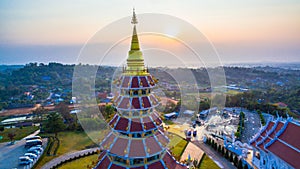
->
[125,8,148,76]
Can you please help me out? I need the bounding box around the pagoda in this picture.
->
[94,9,187,169]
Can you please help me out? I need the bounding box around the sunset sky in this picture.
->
[0,0,299,65]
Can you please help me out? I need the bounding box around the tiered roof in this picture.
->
[94,9,186,169]
[249,117,300,168]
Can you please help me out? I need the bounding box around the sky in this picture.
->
[0,0,299,65]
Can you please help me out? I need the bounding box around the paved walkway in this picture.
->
[193,141,236,169]
[41,147,99,169]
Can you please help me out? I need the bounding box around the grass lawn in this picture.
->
[163,120,174,125]
[225,90,242,95]
[0,126,39,143]
[168,133,188,161]
[34,131,96,169]
[58,154,98,169]
[198,154,220,169]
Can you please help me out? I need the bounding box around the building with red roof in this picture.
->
[249,117,300,169]
[274,102,288,108]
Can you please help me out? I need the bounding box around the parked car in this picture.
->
[25,139,42,148]
[28,146,43,153]
[27,149,40,156]
[25,136,42,141]
[19,156,33,165]
[24,153,38,160]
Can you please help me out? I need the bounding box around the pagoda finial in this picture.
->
[126,8,147,75]
[131,8,138,24]
[129,8,139,51]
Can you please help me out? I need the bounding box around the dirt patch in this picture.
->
[0,107,36,116]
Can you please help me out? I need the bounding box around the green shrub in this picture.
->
[0,125,4,132]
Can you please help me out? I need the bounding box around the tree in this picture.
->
[55,102,71,122]
[43,112,66,137]
[206,137,210,145]
[199,100,210,111]
[8,132,16,142]
[0,125,4,132]
[221,146,225,156]
[243,164,249,169]
[225,150,229,159]
[100,105,115,120]
[229,152,234,162]
[211,139,215,148]
[218,145,222,153]
[238,159,243,169]
[32,106,47,122]
[234,155,238,166]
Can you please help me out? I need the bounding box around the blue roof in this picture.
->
[164,112,178,118]
[199,110,209,115]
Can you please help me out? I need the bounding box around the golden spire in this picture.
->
[126,8,148,75]
[130,8,140,51]
[131,8,138,24]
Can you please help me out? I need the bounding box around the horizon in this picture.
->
[0,0,300,65]
[1,61,300,70]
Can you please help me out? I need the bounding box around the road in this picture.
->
[0,130,45,169]
[193,141,236,169]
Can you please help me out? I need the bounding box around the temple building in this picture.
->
[94,9,187,169]
[249,116,300,169]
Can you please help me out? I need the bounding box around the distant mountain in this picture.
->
[225,62,300,70]
[0,65,24,73]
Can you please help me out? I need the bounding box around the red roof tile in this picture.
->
[142,97,151,108]
[261,121,275,137]
[268,140,300,168]
[269,122,284,138]
[115,117,129,131]
[129,140,146,157]
[163,152,177,169]
[119,97,130,109]
[140,77,149,87]
[258,138,271,151]
[110,137,128,156]
[145,136,162,155]
[147,161,164,169]
[95,156,111,169]
[132,98,141,109]
[147,76,155,86]
[111,164,126,169]
[130,118,143,132]
[98,151,106,160]
[143,117,155,130]
[151,112,162,125]
[109,114,119,127]
[122,76,130,88]
[278,122,300,150]
[155,131,169,147]
[131,77,139,88]
[131,166,145,169]
[101,133,116,150]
